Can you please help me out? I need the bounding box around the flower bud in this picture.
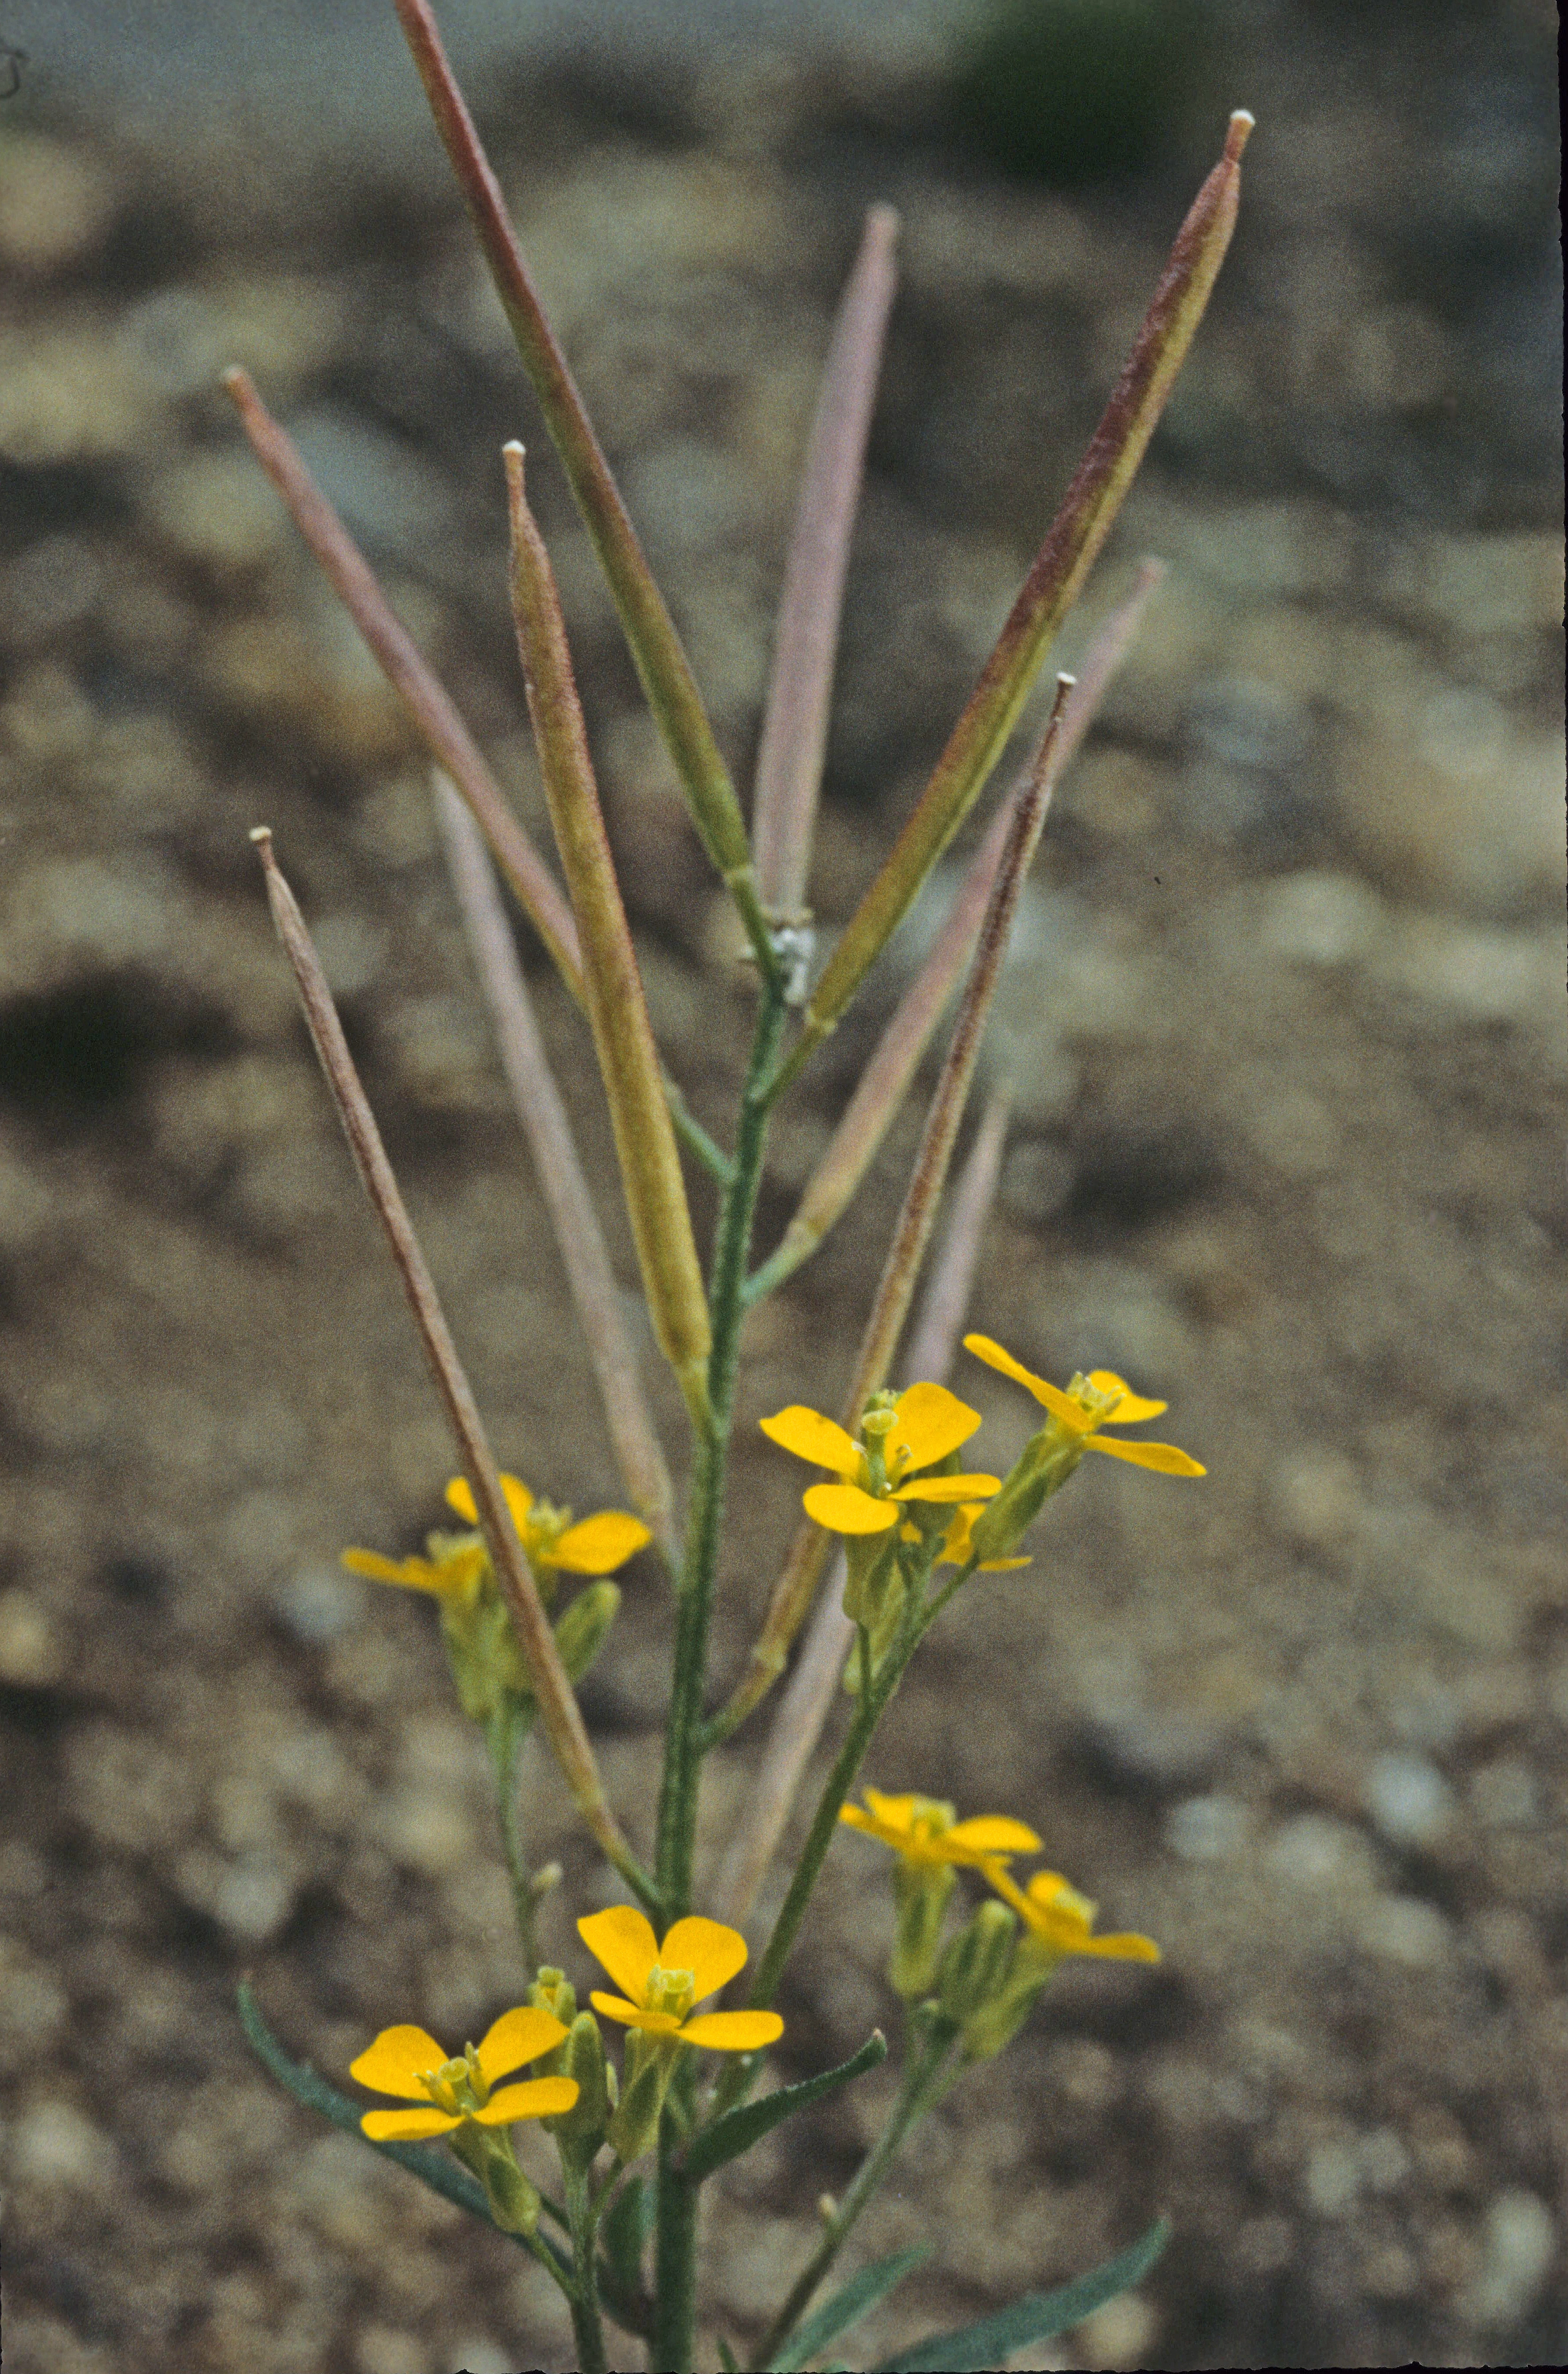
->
[482,2144,542,2235]
[552,1579,621,1684]
[547,2012,614,2166]
[967,1424,1082,1561]
[531,1968,577,2027]
[607,2028,674,2164]
[890,1860,956,1999]
[937,1899,1019,2028]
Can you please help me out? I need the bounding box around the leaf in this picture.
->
[233,1982,575,2275]
[867,2216,1170,2373]
[769,2244,931,2373]
[596,2173,656,2336]
[681,2031,887,2183]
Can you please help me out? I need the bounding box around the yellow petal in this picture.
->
[1086,1437,1205,1476]
[1087,1371,1167,1423]
[760,1405,863,1476]
[887,1380,982,1473]
[350,2023,448,2098]
[548,1510,652,1573]
[475,2005,569,2084]
[578,1905,659,2005]
[803,1482,899,1534]
[678,2010,784,2051]
[475,2076,581,2123]
[445,1476,478,1523]
[979,1553,1033,1571]
[1081,1931,1162,1963]
[361,2105,459,2140]
[945,1815,1042,1859]
[590,1992,679,2032]
[962,1337,1093,1433]
[659,1916,748,2003]
[892,1472,1000,1503]
[341,1549,443,1594]
[500,1474,536,1533]
[863,1790,916,1824]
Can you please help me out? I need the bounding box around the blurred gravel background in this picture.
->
[0,2,1563,2369]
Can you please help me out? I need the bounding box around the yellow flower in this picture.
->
[350,2007,578,2141]
[985,1865,1161,1964]
[445,1474,651,1575]
[577,1908,783,2052]
[963,1336,1205,1477]
[760,1381,1001,1536]
[936,1502,1031,1572]
[840,1788,1041,1869]
[339,1539,488,1600]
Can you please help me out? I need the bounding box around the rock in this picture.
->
[1468,1758,1538,1828]
[1073,1708,1226,1802]
[1259,869,1386,966]
[1269,1449,1364,1551]
[1364,1750,1454,1847]
[1077,2293,1159,2370]
[9,2099,116,2190]
[274,1563,366,1646]
[0,1588,64,1687]
[1304,2138,1362,2218]
[1265,1816,1376,1892]
[1457,2190,1557,2330]
[0,134,117,272]
[353,2328,430,2374]
[1166,1792,1250,1861]
[1357,1895,1454,1968]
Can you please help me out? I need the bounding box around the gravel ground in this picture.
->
[0,3,1563,2369]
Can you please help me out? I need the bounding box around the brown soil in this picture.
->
[1,7,1563,2371]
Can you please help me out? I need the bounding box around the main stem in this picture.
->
[652,977,786,2374]
[564,2160,610,2374]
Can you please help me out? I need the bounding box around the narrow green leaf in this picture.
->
[234,1983,575,2275]
[718,2340,742,2373]
[769,2244,931,2374]
[601,2173,654,2292]
[681,2030,887,2183]
[867,2216,1170,2373]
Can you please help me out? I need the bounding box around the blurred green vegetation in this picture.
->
[946,0,1213,186]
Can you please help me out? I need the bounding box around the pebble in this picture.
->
[1365,1750,1454,1847]
[444,2346,515,2374]
[1458,2190,1557,2329]
[1268,1448,1363,1550]
[274,1562,366,1646]
[1357,1895,1454,1968]
[0,134,116,272]
[0,1587,64,1688]
[1265,1815,1376,1892]
[1166,1792,1250,1860]
[1075,1708,1226,1802]
[1077,2294,1159,2369]
[354,2328,430,2374]
[1304,2138,1362,2218]
[1259,869,1386,966]
[9,2099,115,2190]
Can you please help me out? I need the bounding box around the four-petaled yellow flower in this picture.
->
[445,1474,652,1575]
[963,1336,1205,1476]
[350,2006,578,2140]
[761,1381,1001,1536]
[985,1865,1161,1964]
[577,1909,783,2052]
[840,1788,1041,1868]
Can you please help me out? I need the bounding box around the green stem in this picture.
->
[651,979,787,2373]
[666,1078,736,1185]
[749,2013,960,2371]
[654,979,787,1917]
[487,1698,541,1971]
[564,2159,611,2374]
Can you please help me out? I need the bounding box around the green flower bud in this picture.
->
[890,1860,957,1999]
[936,1899,1019,2028]
[481,2143,542,2235]
[968,1423,1083,1561]
[957,1930,1060,2061]
[546,2012,614,2166]
[607,2029,675,2164]
[530,1968,577,2027]
[552,1579,621,1685]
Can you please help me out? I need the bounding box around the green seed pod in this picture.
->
[552,1579,621,1684]
[937,1899,1019,2028]
[607,2036,670,2165]
[967,1424,1083,1561]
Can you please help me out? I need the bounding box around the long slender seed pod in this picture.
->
[782,113,1253,1079]
[434,776,678,1559]
[753,204,900,927]
[392,0,779,986]
[751,561,1164,1296]
[222,366,583,1003]
[250,830,651,1905]
[503,445,712,1426]
[715,680,1076,1740]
